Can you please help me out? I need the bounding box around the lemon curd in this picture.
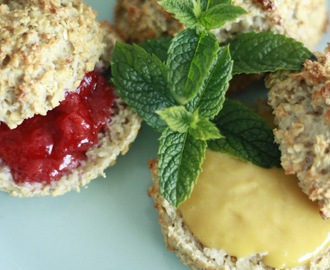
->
[178,150,330,268]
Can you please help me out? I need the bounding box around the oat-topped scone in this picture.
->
[0,0,105,128]
[267,45,330,219]
[114,0,327,50]
[0,0,141,196]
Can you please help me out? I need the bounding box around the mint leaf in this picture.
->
[230,32,313,74]
[186,45,232,119]
[201,0,232,10]
[139,37,172,62]
[139,37,232,120]
[157,106,222,140]
[158,128,207,207]
[198,4,247,30]
[208,99,281,168]
[157,106,191,133]
[111,43,175,132]
[167,29,220,105]
[189,113,222,140]
[159,0,198,28]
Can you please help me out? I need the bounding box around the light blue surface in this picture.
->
[0,1,329,270]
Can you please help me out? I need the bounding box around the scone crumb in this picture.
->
[267,44,330,219]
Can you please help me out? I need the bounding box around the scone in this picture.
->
[148,157,330,270]
[0,0,141,196]
[267,44,330,219]
[114,0,327,50]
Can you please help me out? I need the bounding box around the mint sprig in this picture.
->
[111,0,313,207]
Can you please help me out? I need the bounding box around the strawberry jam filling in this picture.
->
[0,70,115,184]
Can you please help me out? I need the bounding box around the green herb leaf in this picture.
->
[157,106,191,133]
[198,4,247,30]
[189,112,223,140]
[111,42,175,132]
[186,45,232,119]
[159,0,198,28]
[201,0,232,10]
[230,32,313,75]
[208,99,281,168]
[139,36,172,62]
[157,106,222,140]
[167,29,220,105]
[158,128,207,207]
[139,38,232,120]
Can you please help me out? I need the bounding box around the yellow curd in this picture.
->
[179,150,330,268]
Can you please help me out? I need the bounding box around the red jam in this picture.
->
[0,70,115,184]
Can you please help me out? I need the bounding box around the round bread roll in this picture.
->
[148,160,330,270]
[114,0,327,50]
[267,45,330,219]
[0,0,141,196]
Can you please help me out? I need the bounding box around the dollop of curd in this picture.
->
[178,150,330,268]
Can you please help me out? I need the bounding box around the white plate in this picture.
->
[0,1,329,270]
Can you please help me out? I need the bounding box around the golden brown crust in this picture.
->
[0,0,105,128]
[252,0,275,11]
[267,45,330,219]
[114,0,184,43]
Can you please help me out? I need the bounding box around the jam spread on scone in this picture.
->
[0,70,115,184]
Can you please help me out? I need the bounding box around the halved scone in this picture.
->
[0,0,141,196]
